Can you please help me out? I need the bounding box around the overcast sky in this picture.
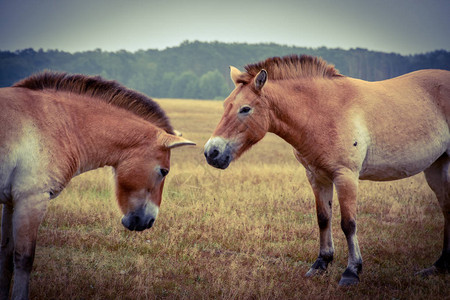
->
[1,0,449,55]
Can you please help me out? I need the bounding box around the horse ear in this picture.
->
[160,133,196,149]
[230,66,242,86]
[254,69,267,91]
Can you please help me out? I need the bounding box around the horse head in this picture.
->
[204,66,270,169]
[117,131,195,231]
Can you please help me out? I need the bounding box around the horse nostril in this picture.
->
[210,149,220,159]
[147,219,155,229]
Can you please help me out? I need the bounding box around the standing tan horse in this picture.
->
[204,55,450,285]
[0,72,195,299]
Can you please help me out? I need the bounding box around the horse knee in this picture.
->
[317,211,331,230]
[14,251,35,274]
[341,218,356,236]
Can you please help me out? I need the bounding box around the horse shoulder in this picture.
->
[0,88,76,201]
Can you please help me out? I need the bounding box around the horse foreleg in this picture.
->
[420,154,450,275]
[305,170,335,277]
[334,170,362,286]
[11,193,48,300]
[0,204,14,300]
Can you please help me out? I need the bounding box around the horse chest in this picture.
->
[294,149,338,181]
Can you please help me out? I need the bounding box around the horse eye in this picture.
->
[159,168,169,177]
[239,106,252,114]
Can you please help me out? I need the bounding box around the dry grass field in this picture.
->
[19,99,449,299]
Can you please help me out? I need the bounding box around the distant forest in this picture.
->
[1,41,450,100]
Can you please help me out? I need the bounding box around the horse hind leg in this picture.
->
[419,154,450,275]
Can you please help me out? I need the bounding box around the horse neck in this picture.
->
[53,94,158,176]
[265,78,346,150]
[78,119,154,173]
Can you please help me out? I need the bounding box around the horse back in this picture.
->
[411,69,450,126]
[381,69,450,139]
[394,69,450,116]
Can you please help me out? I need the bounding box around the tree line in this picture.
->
[1,41,449,100]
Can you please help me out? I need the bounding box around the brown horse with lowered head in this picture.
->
[0,72,195,299]
[204,55,450,285]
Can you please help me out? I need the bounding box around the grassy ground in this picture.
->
[20,99,449,299]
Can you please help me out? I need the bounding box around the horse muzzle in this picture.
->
[121,202,159,231]
[204,137,234,169]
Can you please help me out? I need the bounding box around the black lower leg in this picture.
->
[311,252,334,271]
[434,250,450,273]
[0,254,13,299]
[339,218,362,286]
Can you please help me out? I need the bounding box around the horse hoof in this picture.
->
[338,276,359,286]
[305,267,325,277]
[338,268,360,286]
[415,266,438,277]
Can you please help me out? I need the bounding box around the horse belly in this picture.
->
[359,126,449,181]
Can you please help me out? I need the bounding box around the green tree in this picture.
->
[157,72,176,98]
[198,69,229,100]
[2,42,450,95]
[168,71,199,99]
